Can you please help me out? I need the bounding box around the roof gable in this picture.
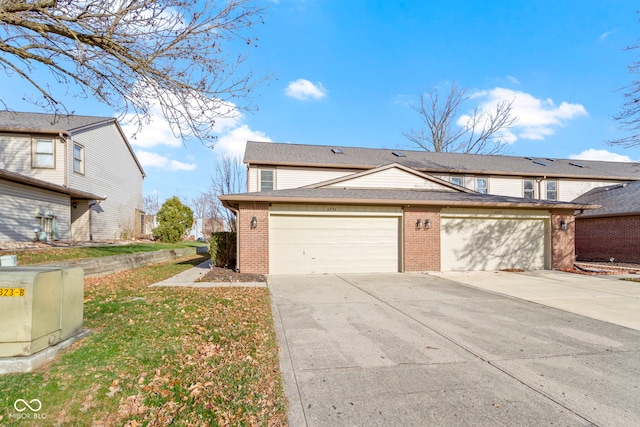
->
[307,163,471,193]
[573,181,640,217]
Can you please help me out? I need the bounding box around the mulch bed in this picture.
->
[199,266,267,283]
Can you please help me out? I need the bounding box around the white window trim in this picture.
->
[73,143,85,175]
[523,178,535,199]
[546,179,558,201]
[475,176,488,194]
[450,175,464,187]
[259,168,275,191]
[32,137,55,169]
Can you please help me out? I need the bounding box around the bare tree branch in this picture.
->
[210,156,245,231]
[403,83,517,155]
[0,0,266,143]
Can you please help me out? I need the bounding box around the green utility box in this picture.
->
[0,267,84,357]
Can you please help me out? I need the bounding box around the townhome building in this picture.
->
[0,111,145,243]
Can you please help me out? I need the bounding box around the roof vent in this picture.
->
[392,151,406,157]
[331,148,343,154]
[569,162,584,168]
[524,157,533,160]
[533,160,547,166]
[545,158,555,162]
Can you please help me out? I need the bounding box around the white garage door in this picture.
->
[270,214,401,274]
[441,215,549,271]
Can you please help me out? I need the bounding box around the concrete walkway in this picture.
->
[150,260,267,287]
[431,270,640,331]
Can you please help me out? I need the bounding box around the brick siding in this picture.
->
[551,211,575,270]
[404,208,440,271]
[575,215,640,263]
[238,203,269,274]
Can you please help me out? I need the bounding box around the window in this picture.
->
[32,138,55,168]
[523,179,535,199]
[450,176,463,187]
[260,169,274,191]
[73,143,84,174]
[475,177,488,194]
[546,180,557,201]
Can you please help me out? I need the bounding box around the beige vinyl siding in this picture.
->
[0,133,65,185]
[325,167,456,190]
[488,176,522,197]
[0,179,70,241]
[70,199,90,241]
[247,166,356,191]
[558,179,623,201]
[67,123,143,240]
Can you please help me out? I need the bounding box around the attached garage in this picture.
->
[269,205,402,274]
[440,208,551,271]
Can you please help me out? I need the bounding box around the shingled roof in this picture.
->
[573,181,640,218]
[244,141,640,181]
[0,111,114,134]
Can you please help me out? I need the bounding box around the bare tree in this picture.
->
[210,156,245,231]
[143,193,160,216]
[403,83,517,155]
[0,0,265,142]
[610,36,640,147]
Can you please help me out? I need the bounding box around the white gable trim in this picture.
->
[304,163,473,193]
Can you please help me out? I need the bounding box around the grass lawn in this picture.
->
[1,242,207,266]
[0,256,287,426]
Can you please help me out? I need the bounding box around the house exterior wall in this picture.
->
[238,203,269,274]
[0,179,70,242]
[67,123,144,240]
[551,211,575,269]
[326,168,455,190]
[558,179,624,202]
[0,133,65,185]
[403,208,440,271]
[575,216,640,263]
[247,165,357,192]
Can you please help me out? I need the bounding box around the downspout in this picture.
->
[59,132,68,188]
[535,176,546,200]
[229,206,240,272]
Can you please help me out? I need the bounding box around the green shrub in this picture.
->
[209,232,236,268]
[152,196,194,243]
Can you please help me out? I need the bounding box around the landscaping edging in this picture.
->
[39,246,209,277]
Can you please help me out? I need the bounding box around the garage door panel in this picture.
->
[441,218,547,271]
[270,215,400,274]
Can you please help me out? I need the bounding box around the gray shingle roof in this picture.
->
[0,111,114,133]
[244,141,640,180]
[572,181,640,217]
[220,187,597,210]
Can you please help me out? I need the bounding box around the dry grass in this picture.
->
[0,256,287,426]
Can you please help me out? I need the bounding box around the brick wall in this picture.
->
[551,211,575,270]
[238,203,269,274]
[575,215,640,263]
[404,208,440,271]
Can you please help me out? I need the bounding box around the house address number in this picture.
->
[0,288,25,297]
[327,207,337,211]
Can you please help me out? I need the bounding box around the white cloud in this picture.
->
[600,30,614,40]
[569,149,633,162]
[285,79,328,100]
[135,150,197,171]
[464,87,588,143]
[506,75,520,85]
[214,125,272,159]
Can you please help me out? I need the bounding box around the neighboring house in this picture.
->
[0,111,145,243]
[220,142,603,275]
[244,141,640,201]
[572,181,640,263]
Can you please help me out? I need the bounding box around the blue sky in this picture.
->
[3,0,640,204]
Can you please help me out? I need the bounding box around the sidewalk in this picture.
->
[150,260,267,288]
[431,270,640,331]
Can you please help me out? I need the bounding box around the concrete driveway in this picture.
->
[268,273,640,427]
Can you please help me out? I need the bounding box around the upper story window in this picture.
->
[450,176,464,187]
[475,177,488,194]
[260,169,274,191]
[546,180,557,201]
[523,179,535,199]
[73,143,85,174]
[32,138,55,168]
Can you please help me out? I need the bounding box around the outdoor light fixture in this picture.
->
[251,216,258,229]
[425,219,432,229]
[72,202,77,208]
[416,219,423,229]
[560,220,568,231]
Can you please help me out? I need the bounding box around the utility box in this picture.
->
[0,255,17,266]
[0,267,84,357]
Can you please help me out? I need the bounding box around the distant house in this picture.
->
[0,111,146,243]
[573,181,640,263]
[220,142,604,275]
